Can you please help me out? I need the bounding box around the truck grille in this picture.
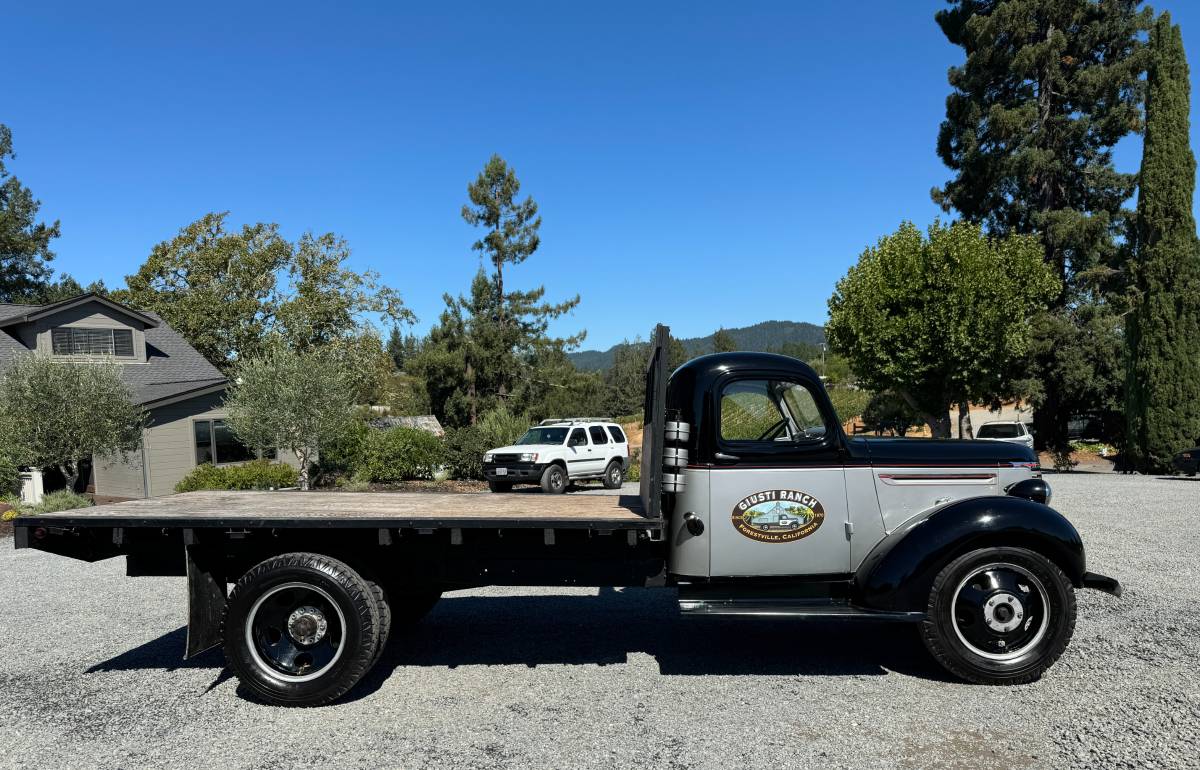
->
[492,454,521,463]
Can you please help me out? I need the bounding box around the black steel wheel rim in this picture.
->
[950,562,1050,662]
[245,582,347,682]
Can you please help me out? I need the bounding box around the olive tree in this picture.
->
[827,221,1058,438]
[223,345,356,490]
[0,355,144,490]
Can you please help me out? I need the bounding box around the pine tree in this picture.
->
[428,155,582,424]
[712,327,736,353]
[1124,12,1200,473]
[0,124,60,302]
[933,0,1151,452]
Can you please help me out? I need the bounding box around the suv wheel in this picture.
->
[540,464,567,494]
[602,461,623,489]
[921,547,1075,685]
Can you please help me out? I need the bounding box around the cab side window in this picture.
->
[719,379,828,444]
[568,428,588,447]
[589,426,608,444]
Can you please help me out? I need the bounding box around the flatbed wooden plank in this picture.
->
[17,490,657,530]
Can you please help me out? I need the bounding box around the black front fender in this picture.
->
[854,495,1086,613]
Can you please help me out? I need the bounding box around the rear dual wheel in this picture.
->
[223,552,381,706]
[921,547,1076,685]
[222,554,443,706]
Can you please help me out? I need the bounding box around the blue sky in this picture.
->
[6,1,1199,351]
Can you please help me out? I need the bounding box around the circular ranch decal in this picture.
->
[731,490,825,543]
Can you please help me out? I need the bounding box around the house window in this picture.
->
[193,419,276,465]
[51,327,135,357]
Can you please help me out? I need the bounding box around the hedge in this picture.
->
[175,460,299,493]
[360,427,445,482]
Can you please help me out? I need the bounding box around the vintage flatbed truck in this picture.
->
[12,326,1122,706]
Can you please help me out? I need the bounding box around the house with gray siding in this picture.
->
[0,293,297,501]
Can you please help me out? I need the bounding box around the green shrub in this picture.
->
[33,490,93,514]
[0,445,20,498]
[626,448,641,482]
[318,418,370,476]
[2,495,23,521]
[361,427,444,482]
[444,426,489,480]
[335,475,372,492]
[4,490,96,520]
[477,406,529,448]
[175,460,299,492]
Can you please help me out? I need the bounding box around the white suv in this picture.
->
[483,419,631,494]
[975,421,1035,449]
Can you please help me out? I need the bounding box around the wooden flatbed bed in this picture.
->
[17,490,657,531]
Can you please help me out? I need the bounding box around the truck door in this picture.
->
[708,376,850,576]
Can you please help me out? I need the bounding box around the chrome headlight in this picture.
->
[483,453,494,463]
[519,453,538,462]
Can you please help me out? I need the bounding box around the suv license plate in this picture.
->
[495,468,508,476]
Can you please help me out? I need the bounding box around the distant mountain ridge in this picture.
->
[569,320,826,371]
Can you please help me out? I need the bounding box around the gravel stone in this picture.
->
[0,474,1196,769]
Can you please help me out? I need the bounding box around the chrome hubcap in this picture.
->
[246,582,347,682]
[982,592,1024,633]
[951,563,1049,662]
[287,605,329,645]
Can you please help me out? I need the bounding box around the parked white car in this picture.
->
[483,419,630,493]
[975,421,1035,449]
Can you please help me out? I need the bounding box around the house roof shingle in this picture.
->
[0,299,228,407]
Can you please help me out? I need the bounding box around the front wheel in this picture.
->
[540,464,568,494]
[921,547,1075,685]
[222,552,381,706]
[602,461,624,489]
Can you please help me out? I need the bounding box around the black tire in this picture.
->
[222,552,381,707]
[921,547,1076,685]
[488,479,513,493]
[367,581,392,667]
[389,589,443,628]
[540,464,568,494]
[602,461,623,490]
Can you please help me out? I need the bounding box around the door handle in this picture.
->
[714,452,740,463]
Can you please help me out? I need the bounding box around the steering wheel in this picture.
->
[757,418,789,441]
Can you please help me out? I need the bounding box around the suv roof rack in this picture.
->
[538,417,614,425]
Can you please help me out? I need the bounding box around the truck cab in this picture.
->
[636,336,1118,688]
[658,351,1042,580]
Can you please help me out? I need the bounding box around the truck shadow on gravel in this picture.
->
[348,587,953,702]
[85,587,953,703]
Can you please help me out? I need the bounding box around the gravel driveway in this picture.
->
[1,475,1196,769]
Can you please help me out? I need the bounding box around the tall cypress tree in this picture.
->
[933,1,1151,453]
[1125,12,1200,473]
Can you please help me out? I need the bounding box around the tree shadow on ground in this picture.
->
[86,587,951,705]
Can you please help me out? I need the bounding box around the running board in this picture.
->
[677,599,923,622]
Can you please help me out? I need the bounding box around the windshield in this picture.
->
[515,427,569,445]
[977,424,1021,438]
